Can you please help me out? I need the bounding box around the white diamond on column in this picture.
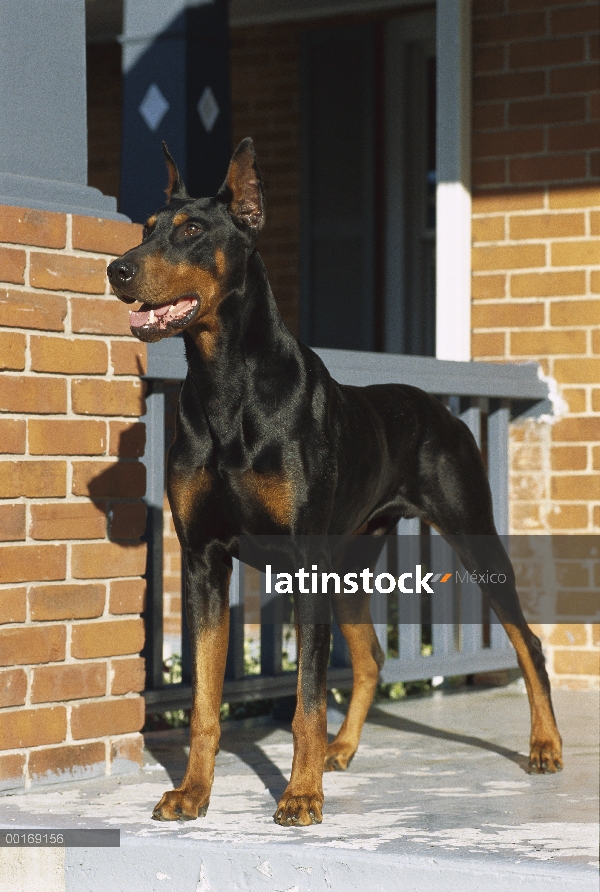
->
[197,87,220,133]
[139,84,170,132]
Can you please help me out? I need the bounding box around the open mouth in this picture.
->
[129,296,199,342]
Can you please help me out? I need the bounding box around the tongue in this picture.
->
[130,297,197,329]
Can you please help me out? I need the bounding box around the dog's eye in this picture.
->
[183,223,202,237]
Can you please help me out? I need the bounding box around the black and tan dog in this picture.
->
[108,139,562,827]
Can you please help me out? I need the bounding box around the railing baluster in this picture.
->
[260,571,283,676]
[226,559,246,680]
[488,402,510,537]
[459,402,483,654]
[397,518,421,663]
[142,385,165,690]
[372,547,388,657]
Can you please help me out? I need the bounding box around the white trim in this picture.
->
[229,0,430,28]
[435,0,472,361]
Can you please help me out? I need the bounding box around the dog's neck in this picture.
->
[181,251,302,443]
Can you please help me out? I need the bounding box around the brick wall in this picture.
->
[0,207,148,789]
[471,0,599,688]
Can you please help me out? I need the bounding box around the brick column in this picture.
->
[471,0,599,689]
[0,207,148,789]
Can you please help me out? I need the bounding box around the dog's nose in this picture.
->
[107,259,137,285]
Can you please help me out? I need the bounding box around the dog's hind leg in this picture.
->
[417,428,562,773]
[325,607,384,772]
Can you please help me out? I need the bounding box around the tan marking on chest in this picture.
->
[169,467,213,527]
[241,471,294,527]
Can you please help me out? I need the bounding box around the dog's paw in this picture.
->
[151,789,210,821]
[528,738,563,774]
[324,743,355,772]
[274,794,323,826]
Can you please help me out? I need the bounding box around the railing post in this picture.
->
[397,518,422,663]
[488,401,512,650]
[260,571,283,676]
[226,559,246,680]
[142,384,165,690]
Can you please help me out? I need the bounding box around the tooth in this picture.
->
[148,309,155,323]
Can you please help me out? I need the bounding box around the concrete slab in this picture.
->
[0,685,598,892]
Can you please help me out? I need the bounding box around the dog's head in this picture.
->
[108,138,265,346]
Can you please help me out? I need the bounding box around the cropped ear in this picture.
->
[217,138,265,235]
[162,142,189,202]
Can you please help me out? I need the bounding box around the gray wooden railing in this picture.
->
[142,339,549,712]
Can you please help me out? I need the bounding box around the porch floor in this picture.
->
[1,685,598,892]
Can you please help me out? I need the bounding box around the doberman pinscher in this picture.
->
[107,139,562,827]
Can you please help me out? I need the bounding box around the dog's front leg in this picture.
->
[274,621,330,826]
[152,552,230,821]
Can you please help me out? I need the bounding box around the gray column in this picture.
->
[0,0,125,219]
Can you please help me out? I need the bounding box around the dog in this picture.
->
[107,138,562,827]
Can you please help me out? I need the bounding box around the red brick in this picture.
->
[552,240,600,266]
[72,379,145,417]
[110,735,144,769]
[509,213,585,240]
[0,668,27,707]
[473,103,506,130]
[29,253,107,294]
[551,300,600,326]
[472,302,545,328]
[0,706,67,749]
[510,271,586,298]
[110,657,145,695]
[509,96,586,127]
[109,421,146,458]
[473,128,544,159]
[28,419,107,456]
[29,742,105,783]
[30,502,106,540]
[71,542,146,579]
[0,207,66,249]
[472,274,506,300]
[474,70,545,103]
[551,64,600,95]
[472,192,545,213]
[551,5,600,35]
[31,662,106,703]
[547,504,589,530]
[72,460,145,498]
[0,587,26,623]
[30,336,108,374]
[72,216,143,256]
[553,650,600,676]
[108,502,147,541]
[0,753,25,789]
[71,697,144,740]
[509,154,587,185]
[0,376,67,414]
[111,340,147,375]
[473,45,505,73]
[0,460,66,498]
[0,419,25,454]
[472,243,546,271]
[473,158,506,187]
[71,618,144,659]
[473,11,546,44]
[0,289,67,331]
[0,624,66,666]
[29,583,105,621]
[548,186,600,209]
[0,331,25,370]
[0,247,26,285]
[109,578,146,615]
[552,416,600,442]
[0,504,25,541]
[71,296,132,336]
[0,544,66,584]
[509,36,585,69]
[551,474,600,501]
[554,358,600,384]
